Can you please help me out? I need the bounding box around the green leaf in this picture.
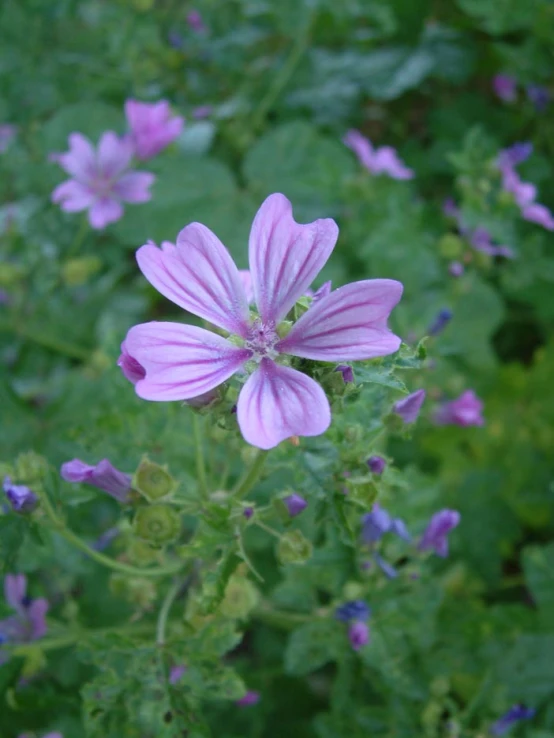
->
[284,620,342,675]
[0,516,28,573]
[522,543,554,621]
[499,635,554,703]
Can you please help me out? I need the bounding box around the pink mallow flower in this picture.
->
[52,132,155,229]
[344,130,414,180]
[119,193,403,449]
[433,390,484,427]
[125,100,184,161]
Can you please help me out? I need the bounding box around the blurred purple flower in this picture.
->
[51,132,155,229]
[361,505,410,544]
[169,665,186,684]
[344,130,414,180]
[125,99,184,160]
[367,455,386,475]
[499,142,533,167]
[192,105,214,120]
[469,228,514,259]
[521,202,554,230]
[497,145,554,231]
[448,261,464,277]
[427,309,453,337]
[3,476,38,513]
[373,551,398,579]
[243,506,254,520]
[284,493,308,518]
[490,704,536,736]
[335,600,370,622]
[419,509,460,557]
[433,390,484,427]
[187,10,207,33]
[60,459,132,503]
[334,364,354,384]
[393,389,426,424]
[236,690,260,707]
[0,124,17,153]
[526,84,549,112]
[442,198,460,218]
[348,620,369,650]
[0,574,48,654]
[492,74,517,102]
[120,193,403,449]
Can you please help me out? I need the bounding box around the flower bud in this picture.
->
[134,504,181,546]
[133,457,176,501]
[283,494,308,518]
[127,539,162,566]
[3,476,38,513]
[236,690,260,707]
[110,574,157,608]
[220,575,260,619]
[393,389,426,424]
[448,261,464,277]
[277,530,313,565]
[366,456,386,475]
[348,620,369,651]
[334,364,354,384]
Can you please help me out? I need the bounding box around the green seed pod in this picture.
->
[110,574,158,608]
[277,530,313,566]
[438,234,464,259]
[134,504,181,546]
[133,457,176,501]
[127,539,162,566]
[220,575,260,619]
[344,476,379,509]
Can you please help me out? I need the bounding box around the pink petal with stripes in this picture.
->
[237,358,331,449]
[248,193,338,324]
[277,279,403,361]
[124,321,251,401]
[137,227,250,337]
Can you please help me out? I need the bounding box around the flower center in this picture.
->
[245,319,279,361]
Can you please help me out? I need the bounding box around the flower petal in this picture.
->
[137,228,250,336]
[4,574,26,611]
[237,358,331,449]
[58,133,96,180]
[51,180,94,211]
[88,198,124,229]
[277,279,403,361]
[248,193,338,324]
[97,131,134,178]
[124,321,251,401]
[113,171,155,203]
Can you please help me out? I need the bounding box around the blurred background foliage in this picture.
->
[1,0,553,736]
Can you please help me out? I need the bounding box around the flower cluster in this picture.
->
[443,199,514,259]
[493,74,550,111]
[119,193,403,449]
[497,143,554,231]
[343,130,414,180]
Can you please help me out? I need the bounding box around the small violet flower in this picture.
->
[367,455,386,475]
[0,574,48,655]
[344,130,414,180]
[51,132,155,229]
[284,493,308,518]
[468,227,514,259]
[361,505,410,544]
[497,144,554,231]
[334,364,354,384]
[187,9,207,33]
[3,476,38,513]
[419,509,461,558]
[492,74,517,103]
[348,620,370,651]
[0,124,17,153]
[335,600,370,622]
[427,309,453,337]
[125,99,184,161]
[119,193,403,449]
[60,459,132,503]
[448,261,464,277]
[169,665,186,684]
[433,390,484,427]
[236,690,260,707]
[490,704,536,736]
[243,506,254,520]
[526,84,549,112]
[393,389,426,424]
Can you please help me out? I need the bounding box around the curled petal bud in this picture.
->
[348,620,369,651]
[334,364,354,384]
[419,509,460,557]
[393,389,426,424]
[61,459,132,503]
[427,309,453,337]
[433,390,484,427]
[169,665,186,684]
[366,456,386,475]
[491,704,536,736]
[3,477,38,513]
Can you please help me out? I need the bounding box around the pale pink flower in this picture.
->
[344,130,414,180]
[120,193,403,449]
[51,132,155,229]
[433,390,484,427]
[125,100,184,160]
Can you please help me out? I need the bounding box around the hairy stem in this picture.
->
[193,413,209,499]
[156,580,182,645]
[232,449,269,499]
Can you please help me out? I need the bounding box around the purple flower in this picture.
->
[348,620,369,651]
[3,476,38,513]
[60,459,132,503]
[192,105,214,120]
[236,690,260,707]
[0,124,17,153]
[243,506,254,520]
[390,517,411,541]
[367,455,386,475]
[0,574,48,650]
[433,390,484,427]
[393,389,426,424]
[427,309,453,337]
[284,493,308,518]
[521,202,554,230]
[526,84,549,112]
[120,193,403,449]
[344,130,414,180]
[497,146,554,231]
[169,665,186,684]
[361,505,393,543]
[51,132,155,229]
[187,10,207,33]
[419,509,461,557]
[490,704,536,736]
[442,198,460,218]
[335,600,370,622]
[448,261,464,277]
[373,551,398,579]
[499,142,533,167]
[125,99,184,161]
[334,364,354,384]
[492,74,517,102]
[468,227,514,259]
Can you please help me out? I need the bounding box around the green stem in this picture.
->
[192,414,209,499]
[255,520,281,540]
[156,580,182,645]
[251,24,311,131]
[232,450,269,499]
[68,214,89,257]
[0,319,90,361]
[253,605,312,630]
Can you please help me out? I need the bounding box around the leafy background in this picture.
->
[1,0,553,736]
